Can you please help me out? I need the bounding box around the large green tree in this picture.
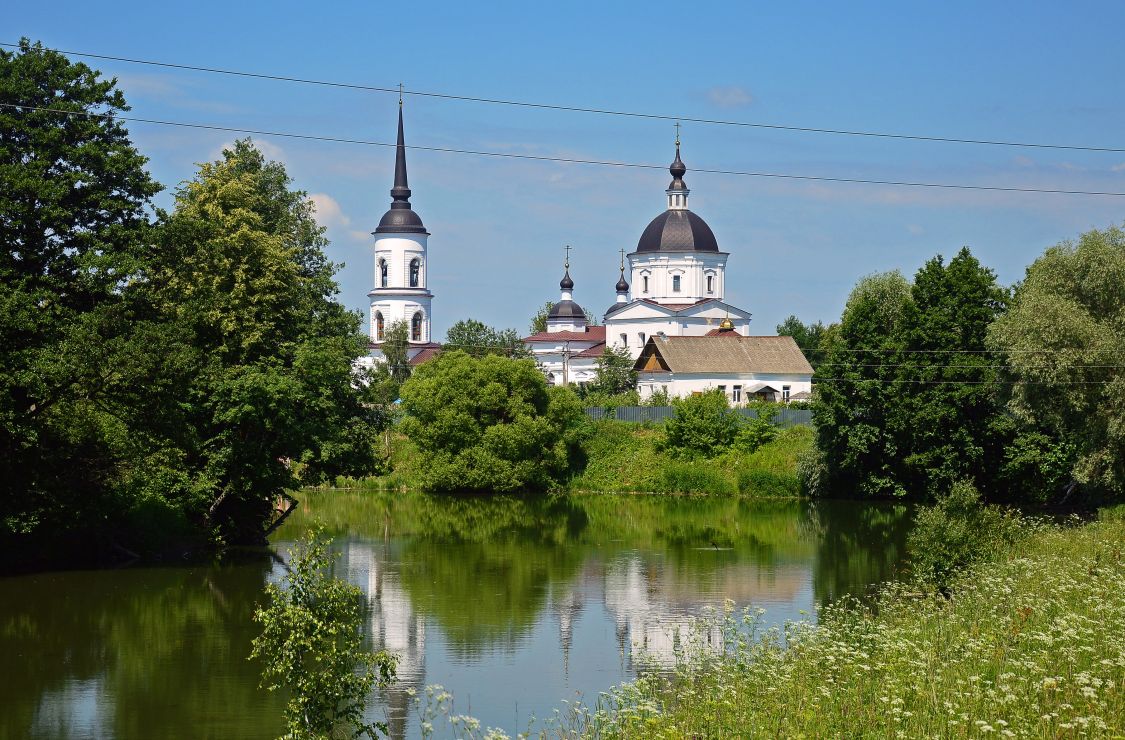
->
[776,315,829,371]
[0,40,163,554]
[148,139,382,543]
[399,351,587,492]
[989,225,1125,502]
[811,250,1016,500]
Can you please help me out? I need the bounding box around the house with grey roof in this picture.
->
[633,325,813,404]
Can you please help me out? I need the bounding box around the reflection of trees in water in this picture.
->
[808,499,912,606]
[0,556,283,740]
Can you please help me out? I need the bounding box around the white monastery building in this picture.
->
[357,108,812,401]
[523,138,812,403]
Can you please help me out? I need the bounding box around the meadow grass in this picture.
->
[567,421,812,496]
[579,511,1125,738]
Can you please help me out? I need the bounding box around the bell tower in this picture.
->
[369,98,433,345]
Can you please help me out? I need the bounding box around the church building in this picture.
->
[361,104,441,369]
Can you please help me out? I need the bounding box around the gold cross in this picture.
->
[619,248,625,271]
[398,82,404,106]
[674,121,681,146]
[564,244,571,269]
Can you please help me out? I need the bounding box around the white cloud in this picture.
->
[706,85,753,108]
[1111,163,1125,172]
[309,193,351,230]
[209,137,287,163]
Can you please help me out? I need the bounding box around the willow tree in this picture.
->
[989,225,1125,502]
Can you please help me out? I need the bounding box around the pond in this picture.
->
[0,492,912,739]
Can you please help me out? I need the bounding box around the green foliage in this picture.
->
[379,319,412,384]
[776,315,829,371]
[906,481,1023,590]
[988,224,1125,502]
[661,462,736,495]
[664,389,741,457]
[251,527,395,739]
[399,351,587,492]
[643,387,672,406]
[528,301,553,335]
[584,345,637,396]
[443,318,529,358]
[734,405,779,453]
[813,251,1012,500]
[0,40,163,552]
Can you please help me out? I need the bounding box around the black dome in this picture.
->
[560,269,574,291]
[376,207,427,234]
[615,273,629,292]
[548,299,585,320]
[636,209,719,252]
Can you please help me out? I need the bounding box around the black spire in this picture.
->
[668,141,688,192]
[374,103,428,234]
[390,106,411,205]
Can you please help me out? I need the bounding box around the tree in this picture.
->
[0,40,162,555]
[810,250,1013,500]
[811,270,914,498]
[399,351,587,492]
[586,345,637,396]
[251,526,396,739]
[444,318,529,358]
[528,301,554,335]
[664,389,741,457]
[776,315,829,371]
[148,139,382,543]
[989,225,1125,502]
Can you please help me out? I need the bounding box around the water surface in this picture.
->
[0,492,911,738]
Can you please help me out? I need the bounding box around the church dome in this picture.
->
[636,209,719,252]
[548,299,585,320]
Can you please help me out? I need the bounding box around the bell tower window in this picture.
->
[378,258,388,288]
[375,311,385,341]
[410,258,420,288]
[411,311,423,341]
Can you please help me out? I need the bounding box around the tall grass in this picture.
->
[580,514,1125,738]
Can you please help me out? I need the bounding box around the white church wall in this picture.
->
[636,371,813,404]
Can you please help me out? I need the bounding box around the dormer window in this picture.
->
[409,258,420,288]
[706,275,714,293]
[642,275,649,293]
[672,275,681,293]
[378,258,388,288]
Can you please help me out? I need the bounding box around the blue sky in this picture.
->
[10,2,1125,336]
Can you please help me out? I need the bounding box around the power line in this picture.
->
[5,103,1125,198]
[7,41,1125,154]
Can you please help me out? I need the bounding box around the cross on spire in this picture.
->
[619,248,625,271]
[674,121,681,147]
[398,82,404,106]
[564,244,572,269]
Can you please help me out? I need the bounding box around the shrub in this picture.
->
[737,469,799,497]
[907,481,1023,590]
[664,390,740,457]
[796,446,829,497]
[734,414,778,453]
[251,526,396,738]
[661,462,735,495]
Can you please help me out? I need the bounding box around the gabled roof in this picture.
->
[572,342,607,358]
[523,326,607,343]
[634,335,813,375]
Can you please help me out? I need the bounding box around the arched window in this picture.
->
[411,312,423,341]
[378,258,387,288]
[672,275,681,292]
[375,311,385,341]
[410,258,420,287]
[642,275,649,293]
[706,275,714,293]
[546,372,556,386]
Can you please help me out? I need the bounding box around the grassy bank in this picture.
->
[582,510,1125,738]
[323,420,813,496]
[567,421,812,496]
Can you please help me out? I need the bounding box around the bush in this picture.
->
[664,390,740,457]
[737,469,799,497]
[796,446,829,497]
[907,481,1024,590]
[661,462,735,495]
[399,351,588,493]
[734,413,779,453]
